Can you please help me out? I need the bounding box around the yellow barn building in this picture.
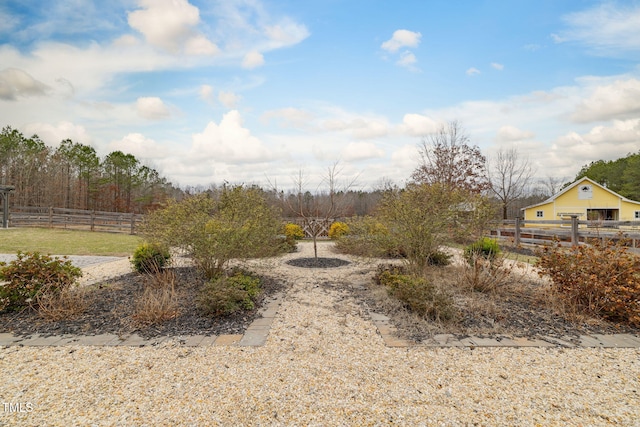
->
[522,177,640,224]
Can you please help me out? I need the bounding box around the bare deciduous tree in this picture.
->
[411,120,489,193]
[487,147,535,220]
[536,175,565,198]
[272,163,358,260]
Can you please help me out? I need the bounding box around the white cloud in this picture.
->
[340,142,384,162]
[581,119,640,145]
[491,62,504,71]
[199,84,214,102]
[397,51,418,71]
[496,125,534,142]
[22,121,92,147]
[556,3,640,55]
[218,91,241,109]
[184,35,219,56]
[381,29,422,53]
[109,133,168,159]
[113,34,140,47]
[466,67,481,76]
[260,108,314,129]
[398,113,439,136]
[136,97,171,120]
[128,0,218,56]
[572,78,640,123]
[552,120,640,166]
[264,19,310,47]
[190,110,272,163]
[0,68,50,100]
[391,144,419,170]
[322,117,388,139]
[242,51,265,69]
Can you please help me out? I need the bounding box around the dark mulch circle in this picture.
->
[286,257,351,268]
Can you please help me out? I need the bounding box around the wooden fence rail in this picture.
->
[2,208,338,238]
[2,206,143,234]
[491,217,640,250]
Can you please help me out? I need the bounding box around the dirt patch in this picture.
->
[0,267,287,339]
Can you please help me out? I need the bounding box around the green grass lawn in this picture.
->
[0,228,142,256]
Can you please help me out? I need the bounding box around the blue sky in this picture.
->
[1,0,640,190]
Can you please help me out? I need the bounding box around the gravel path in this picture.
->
[2,241,640,426]
[0,254,125,269]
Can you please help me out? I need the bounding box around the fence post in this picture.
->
[90,211,95,232]
[48,207,53,228]
[1,193,7,228]
[130,213,136,235]
[571,215,579,246]
[514,217,521,246]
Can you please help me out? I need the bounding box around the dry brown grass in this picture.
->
[130,268,181,327]
[365,251,550,339]
[36,285,91,322]
[456,255,517,294]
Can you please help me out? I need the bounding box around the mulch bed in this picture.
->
[2,253,639,343]
[0,267,286,339]
[343,265,640,343]
[286,257,351,268]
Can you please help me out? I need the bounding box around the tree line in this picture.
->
[0,126,181,213]
[9,119,632,220]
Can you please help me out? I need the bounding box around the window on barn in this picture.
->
[635,211,640,219]
[536,210,544,218]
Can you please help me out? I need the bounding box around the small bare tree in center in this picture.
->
[274,163,357,260]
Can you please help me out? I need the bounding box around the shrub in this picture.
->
[374,265,455,321]
[427,250,452,266]
[131,243,170,274]
[463,237,501,265]
[334,216,397,258]
[374,263,408,285]
[328,221,350,239]
[284,223,305,240]
[198,270,261,316]
[377,183,495,272]
[459,254,513,294]
[0,251,82,311]
[142,186,284,279]
[536,238,640,326]
[281,223,304,252]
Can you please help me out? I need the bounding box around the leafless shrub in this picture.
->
[36,285,90,322]
[457,254,516,294]
[131,269,180,326]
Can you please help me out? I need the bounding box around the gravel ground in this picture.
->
[2,241,640,426]
[0,254,125,269]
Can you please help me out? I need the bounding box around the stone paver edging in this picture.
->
[0,292,286,348]
[3,294,639,348]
